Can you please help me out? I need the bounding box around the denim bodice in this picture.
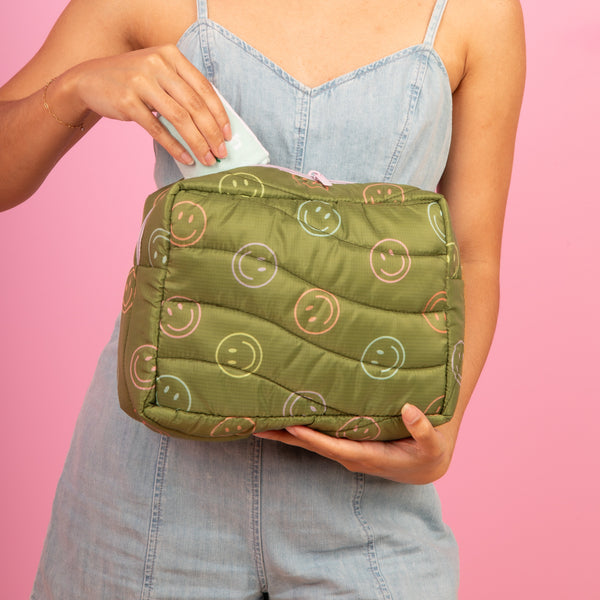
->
[154,0,451,192]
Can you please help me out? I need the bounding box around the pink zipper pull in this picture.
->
[308,170,333,187]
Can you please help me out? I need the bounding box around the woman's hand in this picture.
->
[255,404,460,484]
[66,45,231,166]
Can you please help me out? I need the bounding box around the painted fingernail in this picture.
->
[203,151,216,166]
[401,403,420,425]
[180,150,194,166]
[223,123,232,141]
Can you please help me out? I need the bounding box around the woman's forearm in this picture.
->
[0,71,96,210]
[449,260,500,433]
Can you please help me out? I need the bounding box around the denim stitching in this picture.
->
[294,92,310,172]
[250,437,269,593]
[352,473,394,600]
[140,434,169,600]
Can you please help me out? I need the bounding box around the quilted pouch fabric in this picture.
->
[117,166,464,441]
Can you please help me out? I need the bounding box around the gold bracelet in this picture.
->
[42,78,85,132]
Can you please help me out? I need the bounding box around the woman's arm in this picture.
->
[256,0,526,483]
[0,0,230,211]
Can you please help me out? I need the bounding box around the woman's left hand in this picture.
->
[254,403,460,484]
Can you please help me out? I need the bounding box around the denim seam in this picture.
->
[294,92,311,172]
[139,434,170,600]
[250,437,269,593]
[352,473,394,600]
[383,50,429,182]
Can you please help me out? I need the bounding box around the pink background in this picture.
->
[1,1,599,598]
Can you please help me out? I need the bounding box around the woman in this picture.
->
[0,0,525,597]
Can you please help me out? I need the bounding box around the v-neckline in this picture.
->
[186,18,449,94]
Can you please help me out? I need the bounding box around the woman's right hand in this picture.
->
[64,45,231,166]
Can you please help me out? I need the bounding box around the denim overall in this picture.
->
[32,1,459,598]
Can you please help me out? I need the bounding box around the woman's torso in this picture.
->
[151,0,455,191]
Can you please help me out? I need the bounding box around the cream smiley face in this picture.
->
[362,183,405,204]
[129,344,158,390]
[218,172,265,197]
[216,333,263,378]
[155,374,192,411]
[122,268,136,313]
[159,296,202,339]
[297,200,342,237]
[294,288,341,335]
[148,228,170,267]
[360,336,406,380]
[422,291,448,334]
[210,417,257,438]
[451,340,464,385]
[232,243,278,288]
[283,391,327,417]
[428,202,446,242]
[446,242,461,278]
[170,200,207,247]
[336,417,381,441]
[369,238,411,283]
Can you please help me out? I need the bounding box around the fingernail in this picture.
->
[180,150,194,166]
[217,142,227,158]
[223,123,232,141]
[401,403,420,425]
[203,151,216,166]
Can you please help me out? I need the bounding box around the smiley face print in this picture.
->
[155,374,192,411]
[451,340,464,385]
[369,238,411,283]
[297,200,342,237]
[336,417,381,441]
[428,202,446,242]
[294,288,341,335]
[170,200,207,247]
[210,417,257,438]
[122,268,136,313]
[362,183,405,204]
[216,333,263,378]
[129,344,157,390]
[422,291,448,334]
[159,297,202,339]
[218,172,265,197]
[148,228,170,267]
[360,336,406,380]
[232,243,278,288]
[283,391,327,417]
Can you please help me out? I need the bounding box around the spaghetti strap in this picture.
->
[196,0,208,20]
[423,0,449,47]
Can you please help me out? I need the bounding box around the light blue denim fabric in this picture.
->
[32,1,459,598]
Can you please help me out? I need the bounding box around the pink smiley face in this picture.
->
[336,417,381,441]
[122,268,136,313]
[424,396,444,415]
[129,344,157,391]
[159,296,202,339]
[369,238,411,283]
[294,288,341,335]
[210,417,257,438]
[362,183,405,204]
[422,291,448,334]
[170,200,207,247]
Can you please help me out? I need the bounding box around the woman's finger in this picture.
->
[401,403,443,458]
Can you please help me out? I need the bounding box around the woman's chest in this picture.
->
[139,0,465,92]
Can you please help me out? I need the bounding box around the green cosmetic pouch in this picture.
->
[117,166,464,441]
